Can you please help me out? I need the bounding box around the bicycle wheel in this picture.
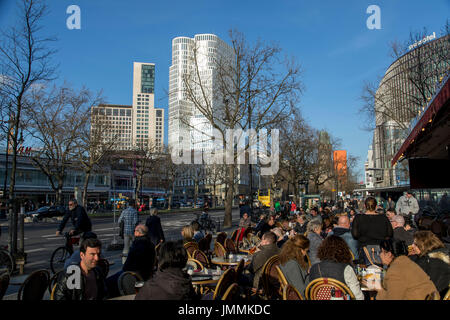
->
[50,246,70,274]
[0,249,14,276]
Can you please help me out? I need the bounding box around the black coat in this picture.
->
[410,248,450,296]
[145,215,165,245]
[123,236,156,281]
[134,267,198,300]
[54,264,107,300]
[58,205,92,234]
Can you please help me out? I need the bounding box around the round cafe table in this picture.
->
[211,254,251,268]
[190,269,222,294]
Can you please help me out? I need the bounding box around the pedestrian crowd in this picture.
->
[49,192,449,301]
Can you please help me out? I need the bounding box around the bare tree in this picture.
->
[0,0,57,256]
[179,30,303,227]
[26,85,93,205]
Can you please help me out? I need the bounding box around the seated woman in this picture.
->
[308,235,364,300]
[374,238,438,300]
[135,241,199,300]
[181,225,194,244]
[306,220,323,266]
[409,231,449,298]
[278,234,310,297]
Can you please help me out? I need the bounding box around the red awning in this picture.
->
[391,76,450,166]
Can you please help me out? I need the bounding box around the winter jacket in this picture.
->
[57,205,92,235]
[123,236,156,281]
[54,263,107,300]
[249,243,280,289]
[145,215,165,245]
[328,227,359,260]
[279,259,309,297]
[307,232,323,266]
[410,248,450,296]
[134,267,198,300]
[395,195,419,216]
[392,227,414,246]
[376,255,438,300]
[351,213,393,247]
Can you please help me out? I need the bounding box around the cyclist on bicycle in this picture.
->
[56,199,92,237]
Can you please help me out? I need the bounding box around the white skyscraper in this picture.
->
[168,34,234,154]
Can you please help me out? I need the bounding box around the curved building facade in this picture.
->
[371,34,450,188]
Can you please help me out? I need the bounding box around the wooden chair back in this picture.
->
[230,229,239,243]
[48,270,64,295]
[0,273,10,300]
[118,271,144,296]
[198,237,210,253]
[216,232,227,246]
[214,241,226,258]
[213,268,236,300]
[274,265,288,288]
[234,259,245,281]
[186,258,204,271]
[221,283,240,301]
[192,250,210,268]
[304,277,355,300]
[224,238,238,254]
[260,255,281,299]
[425,291,441,300]
[50,283,57,300]
[282,283,304,300]
[184,241,199,259]
[97,258,110,278]
[443,286,450,300]
[17,269,50,301]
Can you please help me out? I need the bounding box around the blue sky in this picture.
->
[1,0,449,180]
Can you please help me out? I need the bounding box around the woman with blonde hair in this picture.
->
[278,234,310,297]
[181,225,194,244]
[410,230,450,297]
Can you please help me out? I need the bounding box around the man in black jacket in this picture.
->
[145,208,165,245]
[54,238,107,300]
[56,199,92,237]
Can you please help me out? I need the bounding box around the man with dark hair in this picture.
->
[247,231,280,289]
[56,198,92,237]
[135,241,198,300]
[64,231,98,270]
[54,238,107,300]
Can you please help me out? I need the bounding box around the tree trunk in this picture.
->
[223,164,235,228]
[82,170,91,207]
[8,131,18,256]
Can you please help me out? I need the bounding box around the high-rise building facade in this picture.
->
[91,104,133,150]
[168,34,234,154]
[369,34,449,188]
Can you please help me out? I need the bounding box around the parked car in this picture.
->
[26,205,66,220]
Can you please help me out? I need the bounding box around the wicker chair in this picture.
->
[184,241,199,259]
[198,237,210,254]
[304,277,355,300]
[230,229,239,243]
[216,232,227,246]
[117,271,144,296]
[260,255,281,300]
[425,291,441,300]
[17,269,50,301]
[274,265,288,289]
[212,268,236,300]
[282,283,304,300]
[234,258,245,282]
[214,241,227,258]
[192,250,210,268]
[97,258,110,279]
[0,273,10,300]
[224,238,238,254]
[186,258,204,271]
[221,283,240,301]
[443,286,450,300]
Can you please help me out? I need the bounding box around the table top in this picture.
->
[211,255,251,266]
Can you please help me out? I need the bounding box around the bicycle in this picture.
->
[50,232,80,274]
[0,245,14,276]
[193,212,217,233]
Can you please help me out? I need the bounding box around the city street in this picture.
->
[0,208,240,299]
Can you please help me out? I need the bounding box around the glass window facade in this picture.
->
[141,64,155,94]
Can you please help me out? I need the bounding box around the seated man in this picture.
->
[328,215,359,260]
[106,224,156,297]
[54,238,107,300]
[391,215,414,246]
[246,231,280,290]
[64,231,98,270]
